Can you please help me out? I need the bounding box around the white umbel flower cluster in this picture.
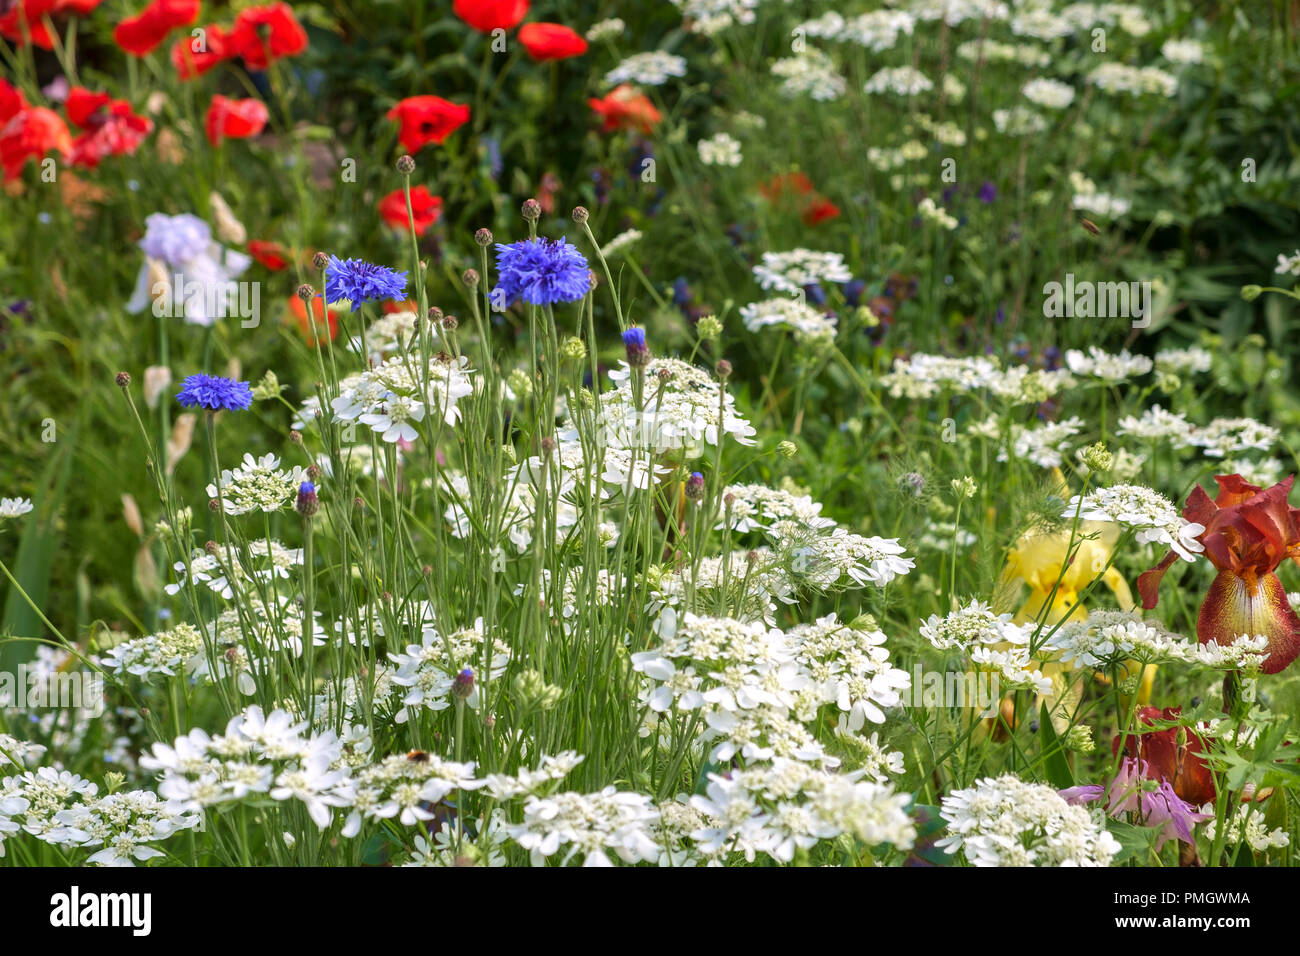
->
[1064,484,1204,560]
[938,775,1121,866]
[330,353,475,443]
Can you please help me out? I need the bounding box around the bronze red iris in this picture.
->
[1138,475,1300,675]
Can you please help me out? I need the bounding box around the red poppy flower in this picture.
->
[759,171,814,200]
[452,0,527,33]
[205,95,268,145]
[588,85,660,134]
[0,80,28,126]
[248,239,290,270]
[0,107,72,181]
[170,24,232,79]
[1114,706,1216,806]
[377,185,443,236]
[518,22,587,61]
[228,2,307,70]
[113,0,199,57]
[761,171,839,226]
[0,0,104,50]
[287,294,340,343]
[382,300,419,314]
[387,96,470,152]
[65,88,152,168]
[1138,475,1300,675]
[802,197,840,226]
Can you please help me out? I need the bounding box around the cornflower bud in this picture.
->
[296,481,318,518]
[685,471,705,501]
[622,327,650,368]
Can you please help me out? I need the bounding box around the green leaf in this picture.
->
[1038,703,1075,789]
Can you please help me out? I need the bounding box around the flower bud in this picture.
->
[685,471,705,501]
[1081,442,1113,473]
[462,269,479,288]
[571,205,589,224]
[396,154,416,174]
[296,283,315,302]
[296,481,319,518]
[521,198,541,221]
[715,359,732,380]
[622,327,650,368]
[312,251,330,270]
[1241,284,1263,302]
[452,667,475,699]
[115,371,132,388]
[474,227,494,247]
[696,315,722,340]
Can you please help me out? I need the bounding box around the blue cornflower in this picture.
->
[622,326,650,367]
[490,237,590,308]
[978,181,998,204]
[324,256,409,312]
[175,373,253,412]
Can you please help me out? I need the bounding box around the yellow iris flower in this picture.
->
[994,474,1154,730]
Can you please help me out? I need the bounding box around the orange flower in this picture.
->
[113,0,199,57]
[376,185,442,236]
[452,0,527,33]
[205,95,268,145]
[1138,475,1300,674]
[228,2,307,70]
[0,107,72,181]
[65,87,153,168]
[518,22,587,61]
[387,96,470,153]
[248,240,290,270]
[760,171,839,226]
[170,24,232,79]
[0,79,28,125]
[0,0,104,50]
[287,294,341,343]
[588,85,660,134]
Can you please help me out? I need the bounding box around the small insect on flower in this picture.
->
[175,373,253,412]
